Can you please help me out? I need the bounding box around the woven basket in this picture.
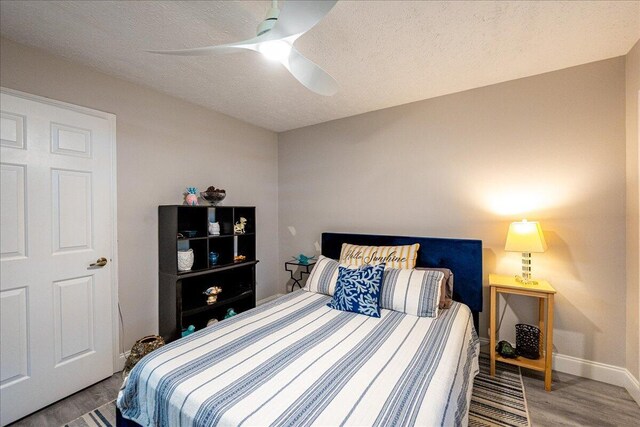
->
[515,324,540,359]
[123,335,165,377]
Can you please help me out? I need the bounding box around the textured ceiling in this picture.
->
[1,1,639,132]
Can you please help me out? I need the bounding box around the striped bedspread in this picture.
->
[117,290,479,427]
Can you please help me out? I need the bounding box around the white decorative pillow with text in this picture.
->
[339,243,420,270]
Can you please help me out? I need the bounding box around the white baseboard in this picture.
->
[117,351,129,372]
[258,293,285,305]
[479,337,640,405]
[624,370,640,406]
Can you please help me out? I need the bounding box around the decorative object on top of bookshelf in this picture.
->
[208,221,220,235]
[184,187,199,206]
[496,340,517,359]
[203,286,223,305]
[234,255,246,262]
[292,254,315,265]
[201,186,226,206]
[224,308,237,319]
[234,217,247,234]
[181,325,195,337]
[177,249,194,271]
[515,324,541,359]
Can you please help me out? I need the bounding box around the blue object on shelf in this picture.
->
[181,325,195,337]
[209,252,219,265]
[292,254,315,265]
[224,308,237,319]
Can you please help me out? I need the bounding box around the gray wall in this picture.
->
[278,58,627,368]
[0,37,279,350]
[1,34,634,374]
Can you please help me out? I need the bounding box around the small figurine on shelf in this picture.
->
[203,286,223,305]
[209,252,219,265]
[208,221,221,235]
[234,254,246,263]
[207,318,219,327]
[184,187,199,206]
[234,217,247,234]
[292,254,315,265]
[182,325,195,337]
[224,308,237,319]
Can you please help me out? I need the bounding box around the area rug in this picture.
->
[64,400,116,427]
[65,354,530,427]
[469,354,531,427]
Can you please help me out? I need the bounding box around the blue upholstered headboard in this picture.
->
[321,232,483,331]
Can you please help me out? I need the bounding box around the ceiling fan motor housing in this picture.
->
[257,6,280,36]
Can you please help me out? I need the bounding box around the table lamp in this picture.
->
[504,219,547,284]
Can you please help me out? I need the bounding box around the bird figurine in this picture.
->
[181,325,195,337]
[203,286,222,305]
[292,254,315,265]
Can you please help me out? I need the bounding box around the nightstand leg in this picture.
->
[538,298,545,360]
[490,286,497,377]
[545,294,554,391]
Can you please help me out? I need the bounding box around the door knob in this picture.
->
[90,257,108,267]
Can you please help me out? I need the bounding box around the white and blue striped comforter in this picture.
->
[117,290,479,427]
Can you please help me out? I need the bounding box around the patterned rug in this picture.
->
[64,400,116,427]
[469,354,531,427]
[65,354,530,427]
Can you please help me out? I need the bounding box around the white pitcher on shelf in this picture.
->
[208,221,220,235]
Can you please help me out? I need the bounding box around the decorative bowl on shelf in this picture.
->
[178,230,197,238]
[200,187,226,206]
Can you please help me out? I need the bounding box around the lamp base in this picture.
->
[514,275,539,285]
[517,252,539,284]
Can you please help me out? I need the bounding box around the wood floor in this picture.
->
[7,373,122,427]
[8,365,640,426]
[522,369,640,426]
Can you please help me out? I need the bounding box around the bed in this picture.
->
[117,232,483,427]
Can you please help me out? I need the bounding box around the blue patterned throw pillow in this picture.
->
[327,263,385,317]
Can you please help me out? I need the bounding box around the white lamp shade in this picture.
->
[504,220,548,253]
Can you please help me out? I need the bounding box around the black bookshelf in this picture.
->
[158,205,257,342]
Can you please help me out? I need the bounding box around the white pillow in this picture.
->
[379,268,444,317]
[304,255,339,295]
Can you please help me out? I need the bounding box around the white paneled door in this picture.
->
[0,89,116,425]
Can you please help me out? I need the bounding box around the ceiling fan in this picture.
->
[148,0,338,96]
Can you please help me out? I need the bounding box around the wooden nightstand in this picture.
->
[489,273,556,391]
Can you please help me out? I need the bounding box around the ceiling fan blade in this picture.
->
[147,46,241,56]
[146,36,266,56]
[271,0,338,40]
[282,46,338,96]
